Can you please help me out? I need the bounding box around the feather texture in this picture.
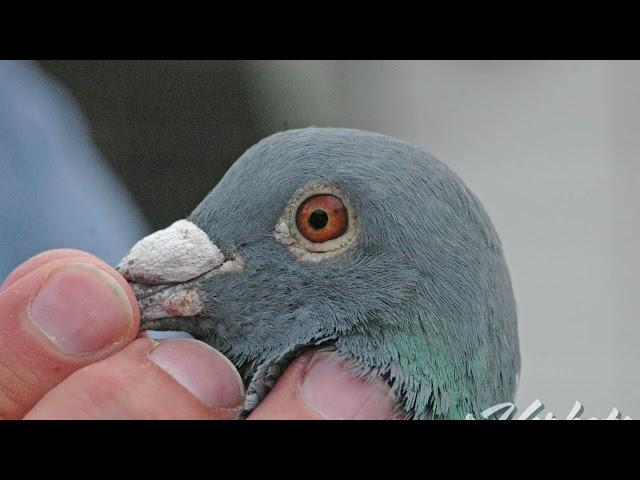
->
[160,127,518,419]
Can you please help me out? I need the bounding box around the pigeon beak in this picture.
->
[116,219,244,330]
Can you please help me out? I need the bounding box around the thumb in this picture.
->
[0,251,139,418]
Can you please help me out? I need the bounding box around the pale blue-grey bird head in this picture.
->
[118,127,520,419]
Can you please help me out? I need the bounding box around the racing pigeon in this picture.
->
[117,127,520,419]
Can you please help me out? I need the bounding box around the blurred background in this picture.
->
[1,60,637,418]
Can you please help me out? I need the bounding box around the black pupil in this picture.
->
[308,209,329,230]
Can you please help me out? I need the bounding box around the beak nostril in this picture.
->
[118,213,246,334]
[117,219,224,285]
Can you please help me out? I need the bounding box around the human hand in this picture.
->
[0,249,400,419]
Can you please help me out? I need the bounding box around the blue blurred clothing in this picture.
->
[0,61,149,279]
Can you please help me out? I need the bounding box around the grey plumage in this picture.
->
[123,127,520,419]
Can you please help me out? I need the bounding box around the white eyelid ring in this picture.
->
[273,180,358,261]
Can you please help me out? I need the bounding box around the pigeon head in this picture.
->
[117,127,520,419]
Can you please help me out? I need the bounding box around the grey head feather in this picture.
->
[128,127,520,419]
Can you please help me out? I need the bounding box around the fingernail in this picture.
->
[29,263,133,354]
[300,351,398,420]
[149,339,245,410]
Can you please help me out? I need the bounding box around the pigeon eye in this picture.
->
[296,195,348,243]
[274,180,357,259]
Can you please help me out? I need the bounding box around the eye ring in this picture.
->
[274,181,357,258]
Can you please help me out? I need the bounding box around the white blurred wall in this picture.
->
[248,60,640,418]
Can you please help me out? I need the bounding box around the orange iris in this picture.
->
[296,194,348,243]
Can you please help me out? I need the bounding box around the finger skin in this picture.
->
[0,253,139,419]
[25,339,242,420]
[248,355,324,419]
[0,249,97,292]
[248,351,404,420]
